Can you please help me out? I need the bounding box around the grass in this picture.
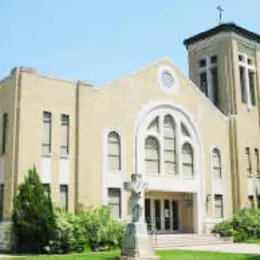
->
[157,250,260,260]
[10,250,260,260]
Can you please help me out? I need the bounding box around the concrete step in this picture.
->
[151,234,233,249]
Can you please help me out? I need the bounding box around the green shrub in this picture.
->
[232,209,260,241]
[212,208,260,242]
[12,168,126,254]
[45,205,126,253]
[45,205,87,254]
[212,220,234,237]
[12,167,57,253]
[77,206,126,251]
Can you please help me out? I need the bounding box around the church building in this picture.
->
[0,22,260,247]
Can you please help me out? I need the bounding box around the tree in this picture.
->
[12,167,57,253]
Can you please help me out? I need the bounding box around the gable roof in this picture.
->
[183,23,260,48]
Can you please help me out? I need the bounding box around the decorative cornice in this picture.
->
[184,23,260,48]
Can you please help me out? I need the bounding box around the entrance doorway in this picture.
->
[145,198,180,233]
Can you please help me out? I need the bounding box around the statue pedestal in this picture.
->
[117,222,160,260]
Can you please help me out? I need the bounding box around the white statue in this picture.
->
[120,173,159,259]
[124,173,148,223]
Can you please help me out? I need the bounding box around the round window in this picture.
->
[158,66,178,93]
[161,70,175,89]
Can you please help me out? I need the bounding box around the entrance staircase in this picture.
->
[152,234,233,249]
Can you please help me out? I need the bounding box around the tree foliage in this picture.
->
[12,167,57,253]
[12,167,126,254]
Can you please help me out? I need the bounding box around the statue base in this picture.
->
[116,222,161,260]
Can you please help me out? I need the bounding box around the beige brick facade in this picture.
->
[0,23,260,247]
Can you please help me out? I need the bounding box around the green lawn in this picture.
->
[157,250,260,260]
[11,250,260,260]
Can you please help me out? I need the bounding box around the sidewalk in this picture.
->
[174,243,260,255]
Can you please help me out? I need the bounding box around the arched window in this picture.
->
[163,115,176,174]
[181,123,190,137]
[212,148,222,179]
[143,113,196,177]
[182,143,194,178]
[147,117,159,133]
[145,136,160,173]
[107,132,121,171]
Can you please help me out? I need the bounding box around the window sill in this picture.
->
[41,154,51,158]
[215,217,224,221]
[183,176,196,180]
[146,173,180,179]
[108,170,123,174]
[205,218,224,223]
[161,173,180,178]
[60,155,70,160]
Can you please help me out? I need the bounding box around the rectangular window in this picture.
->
[255,149,260,174]
[0,184,4,220]
[199,72,208,97]
[1,113,8,155]
[61,114,69,156]
[199,59,206,68]
[239,66,246,103]
[206,194,212,218]
[248,58,253,65]
[249,71,256,106]
[42,112,52,155]
[211,67,219,107]
[214,195,223,219]
[238,55,244,62]
[246,147,252,176]
[248,196,254,209]
[108,188,121,219]
[60,185,68,210]
[210,55,217,64]
[42,183,50,196]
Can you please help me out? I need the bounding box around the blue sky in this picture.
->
[1,0,260,86]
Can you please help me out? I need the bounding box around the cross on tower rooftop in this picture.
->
[217,5,224,24]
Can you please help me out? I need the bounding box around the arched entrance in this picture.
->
[133,101,205,234]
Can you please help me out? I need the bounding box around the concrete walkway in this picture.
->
[174,243,260,255]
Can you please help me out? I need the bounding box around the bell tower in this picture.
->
[184,23,260,116]
[184,23,260,211]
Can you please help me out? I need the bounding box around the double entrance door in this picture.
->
[145,198,179,233]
